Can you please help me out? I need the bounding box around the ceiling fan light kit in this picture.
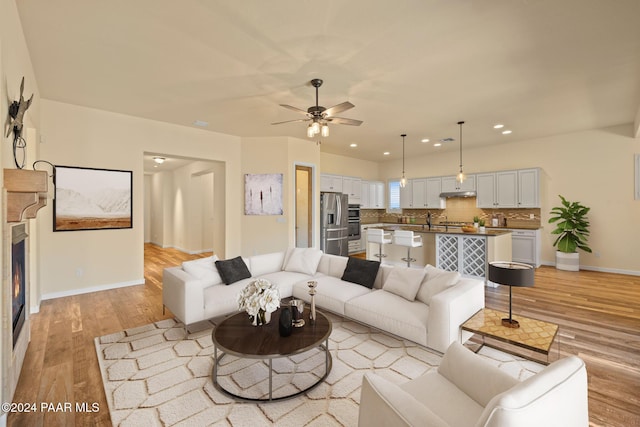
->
[272,78,362,139]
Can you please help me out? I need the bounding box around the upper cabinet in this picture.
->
[476,168,539,208]
[441,174,476,193]
[320,174,343,193]
[342,177,362,204]
[401,178,445,209]
[362,181,385,208]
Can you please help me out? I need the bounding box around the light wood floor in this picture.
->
[8,244,640,426]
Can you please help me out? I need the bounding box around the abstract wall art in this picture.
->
[244,173,283,215]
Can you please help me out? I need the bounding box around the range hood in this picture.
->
[439,190,477,198]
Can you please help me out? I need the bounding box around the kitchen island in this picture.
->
[364,224,512,281]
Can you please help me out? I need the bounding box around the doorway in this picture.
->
[295,165,313,248]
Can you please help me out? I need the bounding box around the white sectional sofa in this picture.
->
[162,248,484,353]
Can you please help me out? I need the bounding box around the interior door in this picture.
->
[295,165,313,248]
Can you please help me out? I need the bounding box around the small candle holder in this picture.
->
[307,281,317,323]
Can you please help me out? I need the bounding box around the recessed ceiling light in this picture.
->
[421,138,430,143]
[493,124,504,129]
[153,157,166,164]
[193,120,209,127]
[383,152,390,156]
[433,142,442,147]
[350,143,358,148]
[502,130,512,135]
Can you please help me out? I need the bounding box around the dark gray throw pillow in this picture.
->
[215,256,251,285]
[341,257,380,289]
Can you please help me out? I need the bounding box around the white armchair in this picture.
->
[358,341,588,427]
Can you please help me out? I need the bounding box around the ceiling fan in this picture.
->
[272,78,363,138]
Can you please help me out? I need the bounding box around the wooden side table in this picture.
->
[461,308,559,364]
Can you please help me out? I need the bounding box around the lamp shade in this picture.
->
[488,261,534,287]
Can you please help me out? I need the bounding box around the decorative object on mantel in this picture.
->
[308,280,317,323]
[236,279,280,326]
[488,261,534,328]
[244,173,283,215]
[6,77,34,169]
[53,165,132,232]
[548,195,591,271]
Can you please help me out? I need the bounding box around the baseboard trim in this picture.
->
[540,261,639,276]
[41,279,145,301]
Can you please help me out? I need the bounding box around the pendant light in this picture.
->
[456,121,466,185]
[400,134,407,188]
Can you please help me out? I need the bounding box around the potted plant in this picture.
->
[548,195,591,271]
[473,216,480,228]
[478,219,486,233]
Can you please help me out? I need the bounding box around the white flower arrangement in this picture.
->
[237,279,280,325]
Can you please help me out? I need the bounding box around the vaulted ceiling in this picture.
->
[16,0,640,162]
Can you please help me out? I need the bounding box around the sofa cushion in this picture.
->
[416,265,460,305]
[283,248,323,275]
[258,270,313,299]
[249,252,286,277]
[382,267,426,301]
[341,257,380,289]
[292,275,371,316]
[203,277,255,319]
[345,290,429,346]
[182,255,221,286]
[215,256,252,285]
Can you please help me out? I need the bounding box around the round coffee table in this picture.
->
[211,307,332,401]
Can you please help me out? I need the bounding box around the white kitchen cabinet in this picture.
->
[342,176,362,204]
[517,168,540,208]
[507,228,541,267]
[400,180,413,208]
[441,174,476,192]
[369,181,385,208]
[320,174,343,192]
[425,177,445,208]
[411,178,427,208]
[477,169,539,209]
[495,170,518,207]
[361,180,384,208]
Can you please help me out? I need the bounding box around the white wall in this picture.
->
[320,152,380,180]
[38,100,243,298]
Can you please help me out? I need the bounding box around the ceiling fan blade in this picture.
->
[323,101,355,117]
[271,118,310,125]
[326,117,363,126]
[279,104,310,116]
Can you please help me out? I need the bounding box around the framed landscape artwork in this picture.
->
[244,173,283,215]
[53,165,133,231]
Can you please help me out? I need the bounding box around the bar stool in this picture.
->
[393,230,423,267]
[367,228,392,262]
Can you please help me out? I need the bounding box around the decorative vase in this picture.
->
[279,306,293,337]
[308,281,317,323]
[479,226,486,233]
[251,309,271,326]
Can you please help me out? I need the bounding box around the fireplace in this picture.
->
[11,224,27,348]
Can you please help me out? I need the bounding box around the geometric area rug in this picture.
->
[95,313,544,427]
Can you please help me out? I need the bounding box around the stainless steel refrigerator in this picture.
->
[320,192,349,256]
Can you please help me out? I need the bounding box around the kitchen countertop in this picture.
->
[375,224,512,237]
[361,221,541,230]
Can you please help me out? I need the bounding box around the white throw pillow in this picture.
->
[283,248,323,275]
[382,267,426,301]
[416,265,460,305]
[182,255,221,286]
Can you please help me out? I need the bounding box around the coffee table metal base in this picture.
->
[212,338,332,402]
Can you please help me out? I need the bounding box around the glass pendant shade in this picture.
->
[307,124,314,138]
[321,124,329,137]
[400,176,407,188]
[311,121,320,135]
[457,170,465,184]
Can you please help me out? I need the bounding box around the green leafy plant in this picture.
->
[548,195,591,253]
[473,216,480,223]
[478,219,485,227]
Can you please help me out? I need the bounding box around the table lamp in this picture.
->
[488,261,534,328]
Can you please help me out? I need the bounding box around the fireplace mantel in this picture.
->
[3,169,48,222]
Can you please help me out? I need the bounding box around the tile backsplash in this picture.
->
[361,197,541,228]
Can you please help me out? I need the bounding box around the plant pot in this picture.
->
[556,251,579,271]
